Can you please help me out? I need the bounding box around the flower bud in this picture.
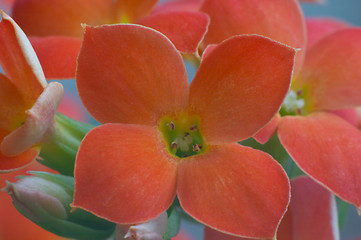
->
[116,212,168,240]
[3,172,115,240]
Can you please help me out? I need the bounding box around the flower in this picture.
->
[0,12,63,172]
[203,0,361,210]
[275,25,361,211]
[10,0,209,79]
[72,24,296,238]
[199,0,306,72]
[204,176,340,240]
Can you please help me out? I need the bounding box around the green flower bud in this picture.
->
[3,172,115,240]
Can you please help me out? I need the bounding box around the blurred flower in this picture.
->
[0,12,63,172]
[72,24,296,239]
[204,176,339,240]
[9,0,209,79]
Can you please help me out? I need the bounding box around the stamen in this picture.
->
[168,122,175,130]
[193,144,202,152]
[190,125,197,131]
[170,142,178,149]
[296,89,303,97]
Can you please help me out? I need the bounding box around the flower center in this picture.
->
[281,90,306,115]
[159,113,207,159]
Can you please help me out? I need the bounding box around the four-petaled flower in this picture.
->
[72,24,296,238]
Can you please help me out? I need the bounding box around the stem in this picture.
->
[39,113,94,176]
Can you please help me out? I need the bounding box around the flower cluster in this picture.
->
[1,0,361,240]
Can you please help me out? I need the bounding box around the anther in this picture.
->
[190,125,197,131]
[184,132,190,137]
[171,142,178,149]
[193,144,202,152]
[296,89,303,97]
[168,122,175,130]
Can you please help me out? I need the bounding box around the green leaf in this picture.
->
[163,204,181,240]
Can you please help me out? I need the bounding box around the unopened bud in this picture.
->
[3,172,115,240]
[116,212,168,240]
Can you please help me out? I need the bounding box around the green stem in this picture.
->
[39,113,94,176]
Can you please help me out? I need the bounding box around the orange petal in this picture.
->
[293,28,361,111]
[115,0,158,23]
[137,11,209,54]
[30,36,82,79]
[204,227,250,240]
[151,0,202,14]
[0,73,28,131]
[306,17,349,49]
[188,35,295,144]
[0,11,46,103]
[1,82,63,157]
[277,176,339,240]
[200,0,306,73]
[73,124,177,224]
[177,144,290,239]
[12,0,115,37]
[253,114,280,144]
[330,108,360,128]
[77,24,188,126]
[278,112,361,207]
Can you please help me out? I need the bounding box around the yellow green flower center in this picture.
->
[159,113,207,159]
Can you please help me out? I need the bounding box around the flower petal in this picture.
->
[115,0,158,23]
[0,11,46,102]
[151,0,202,14]
[137,11,209,54]
[1,82,63,157]
[200,0,306,72]
[177,144,290,239]
[306,17,349,49]
[253,114,280,144]
[73,124,177,224]
[189,35,295,144]
[293,28,361,111]
[204,227,248,240]
[30,36,82,79]
[277,176,339,240]
[0,73,28,131]
[77,24,188,126]
[12,0,115,37]
[0,129,39,172]
[278,112,361,207]
[330,108,360,128]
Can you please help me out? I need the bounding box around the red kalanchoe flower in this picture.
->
[73,24,296,238]
[0,12,63,172]
[204,176,339,240]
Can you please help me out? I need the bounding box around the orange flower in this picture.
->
[10,0,209,79]
[72,24,296,238]
[0,12,63,172]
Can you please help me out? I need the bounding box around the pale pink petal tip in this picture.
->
[1,82,64,156]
